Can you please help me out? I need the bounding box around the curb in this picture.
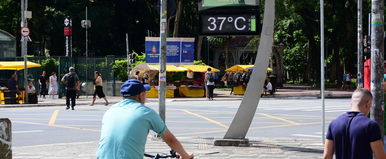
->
[0,95,351,108]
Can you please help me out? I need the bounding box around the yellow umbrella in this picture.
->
[149,64,188,72]
[0,61,41,70]
[226,65,273,72]
[225,65,254,72]
[180,65,220,72]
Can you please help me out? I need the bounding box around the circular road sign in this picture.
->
[20,27,30,37]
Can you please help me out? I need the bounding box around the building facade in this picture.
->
[0,29,16,58]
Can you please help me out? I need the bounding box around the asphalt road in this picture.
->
[1,98,351,147]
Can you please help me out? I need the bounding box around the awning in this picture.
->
[133,63,188,72]
[225,65,255,72]
[226,65,272,72]
[133,63,158,71]
[0,61,41,70]
[149,65,188,72]
[180,65,220,72]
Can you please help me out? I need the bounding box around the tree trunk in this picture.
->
[196,36,204,60]
[173,0,183,37]
[41,36,45,56]
[224,41,230,68]
[370,0,384,139]
[303,41,310,83]
[272,45,285,87]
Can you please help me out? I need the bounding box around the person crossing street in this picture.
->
[61,67,80,110]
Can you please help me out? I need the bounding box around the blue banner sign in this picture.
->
[145,37,195,65]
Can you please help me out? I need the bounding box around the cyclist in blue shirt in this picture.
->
[323,88,385,159]
[97,79,193,159]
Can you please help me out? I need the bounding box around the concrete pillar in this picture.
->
[0,118,11,159]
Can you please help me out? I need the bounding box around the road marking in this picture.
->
[13,130,44,134]
[167,121,218,124]
[175,129,227,136]
[257,113,301,125]
[175,122,321,136]
[48,110,60,125]
[13,120,100,132]
[9,118,49,121]
[292,134,321,138]
[249,122,320,130]
[181,109,229,129]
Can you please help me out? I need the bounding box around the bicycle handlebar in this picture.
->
[144,150,180,159]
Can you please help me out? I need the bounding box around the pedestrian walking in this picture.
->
[323,88,385,159]
[61,67,80,110]
[48,72,58,99]
[96,79,194,159]
[38,71,48,99]
[205,68,215,100]
[90,71,109,106]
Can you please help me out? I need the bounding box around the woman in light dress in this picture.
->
[48,72,58,99]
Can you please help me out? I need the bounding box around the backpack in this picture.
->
[67,73,76,88]
[208,74,215,82]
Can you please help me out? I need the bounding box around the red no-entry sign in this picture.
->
[20,27,30,37]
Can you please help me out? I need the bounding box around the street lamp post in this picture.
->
[81,6,91,95]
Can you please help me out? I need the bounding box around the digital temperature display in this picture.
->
[200,13,259,35]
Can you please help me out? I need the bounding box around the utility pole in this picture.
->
[159,0,167,122]
[21,0,29,104]
[357,0,364,88]
[320,0,326,143]
[370,0,384,138]
[85,6,88,94]
[126,33,131,78]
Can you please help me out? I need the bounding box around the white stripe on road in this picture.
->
[13,130,45,134]
[292,134,321,138]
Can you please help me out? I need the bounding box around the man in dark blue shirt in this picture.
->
[323,88,385,159]
[7,73,18,92]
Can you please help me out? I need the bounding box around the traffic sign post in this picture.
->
[20,27,30,37]
[64,17,72,57]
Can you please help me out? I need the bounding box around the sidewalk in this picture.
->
[0,86,353,108]
[13,136,324,159]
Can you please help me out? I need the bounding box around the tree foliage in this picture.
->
[0,1,376,86]
[273,0,365,85]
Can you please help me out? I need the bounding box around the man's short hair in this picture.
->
[351,88,373,107]
[353,88,372,99]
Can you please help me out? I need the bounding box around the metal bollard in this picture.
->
[0,118,11,159]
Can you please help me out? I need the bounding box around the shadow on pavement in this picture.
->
[249,141,323,154]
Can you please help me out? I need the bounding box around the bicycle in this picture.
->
[144,149,180,159]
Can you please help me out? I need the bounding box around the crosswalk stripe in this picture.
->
[292,134,321,138]
[13,130,44,134]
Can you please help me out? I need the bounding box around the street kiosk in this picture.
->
[0,61,41,104]
[179,65,220,97]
